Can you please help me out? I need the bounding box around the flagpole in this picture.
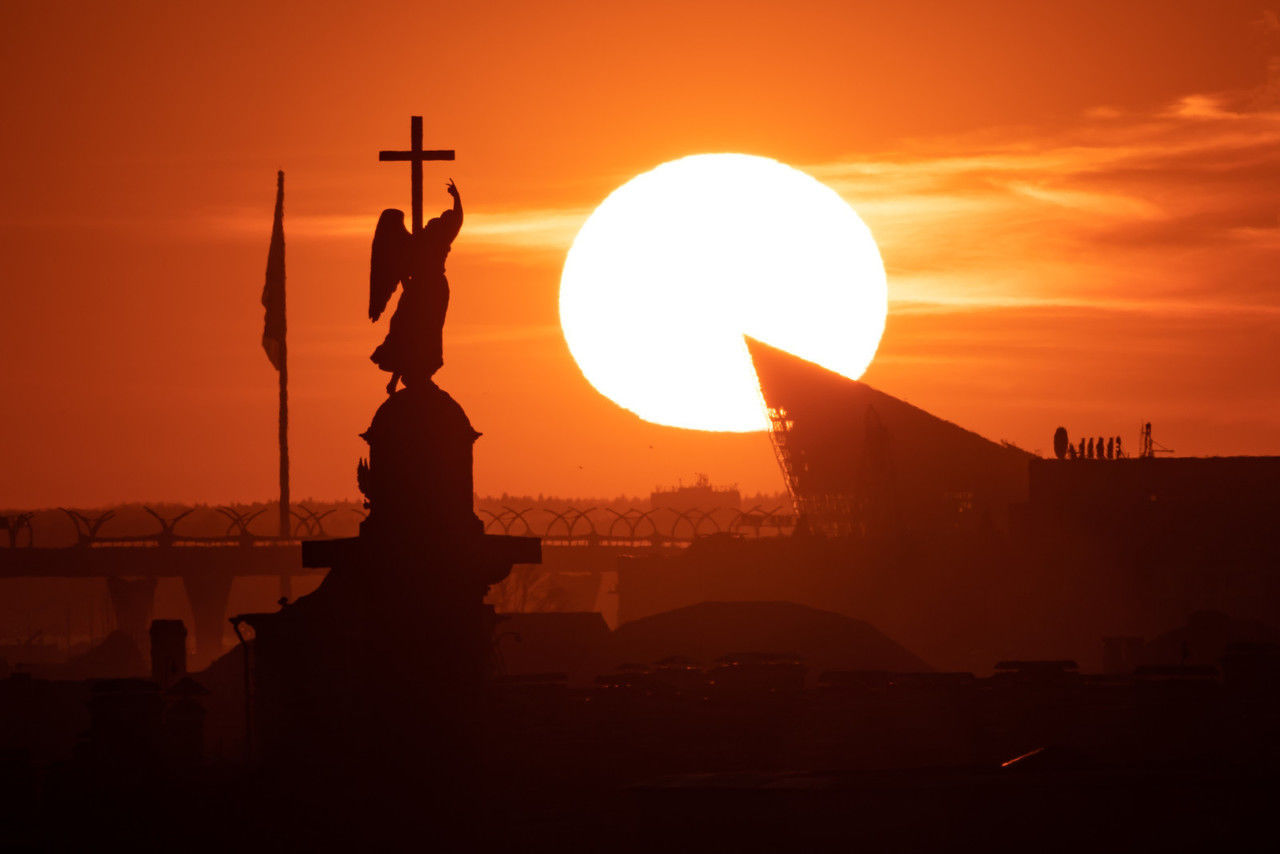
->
[261,170,291,598]
[278,302,289,543]
[275,170,290,545]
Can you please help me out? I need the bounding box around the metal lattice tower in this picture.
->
[764,404,802,514]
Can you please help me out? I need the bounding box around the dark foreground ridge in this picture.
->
[5,627,1280,850]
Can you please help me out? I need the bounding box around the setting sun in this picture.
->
[559,153,888,432]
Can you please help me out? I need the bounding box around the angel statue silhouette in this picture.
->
[369,180,463,393]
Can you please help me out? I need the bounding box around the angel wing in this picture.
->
[369,209,410,322]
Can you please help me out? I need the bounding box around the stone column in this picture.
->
[105,577,158,650]
[181,571,234,667]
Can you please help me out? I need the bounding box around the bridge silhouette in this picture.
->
[0,503,794,664]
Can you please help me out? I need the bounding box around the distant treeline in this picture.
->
[477,492,789,514]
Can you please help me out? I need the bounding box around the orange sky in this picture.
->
[2,0,1278,507]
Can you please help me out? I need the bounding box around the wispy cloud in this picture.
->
[198,87,1280,324]
[810,94,1280,316]
[463,209,591,251]
[291,322,563,359]
[204,208,590,252]
[447,323,563,345]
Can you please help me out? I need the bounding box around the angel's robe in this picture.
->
[370,208,461,382]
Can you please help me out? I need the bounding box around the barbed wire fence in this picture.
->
[4,504,794,549]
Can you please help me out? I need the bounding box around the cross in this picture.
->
[378,116,455,234]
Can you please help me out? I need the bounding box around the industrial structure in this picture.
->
[746,336,1031,537]
[649,474,742,511]
[614,341,1280,673]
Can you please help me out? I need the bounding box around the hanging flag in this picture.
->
[261,170,286,370]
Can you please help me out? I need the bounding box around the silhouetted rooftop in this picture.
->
[608,600,930,675]
[745,337,1031,533]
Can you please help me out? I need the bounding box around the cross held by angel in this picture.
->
[369,179,462,394]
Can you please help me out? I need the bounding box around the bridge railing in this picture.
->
[477,505,795,547]
[0,504,370,550]
[2,503,796,549]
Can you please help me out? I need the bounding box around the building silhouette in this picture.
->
[746,337,1030,536]
[619,341,1280,675]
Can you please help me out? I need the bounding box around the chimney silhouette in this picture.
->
[149,619,188,689]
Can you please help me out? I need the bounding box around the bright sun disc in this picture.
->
[559,153,888,432]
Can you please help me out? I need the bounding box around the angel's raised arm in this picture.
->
[441,180,463,241]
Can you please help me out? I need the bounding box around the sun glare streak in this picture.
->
[559,154,888,432]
